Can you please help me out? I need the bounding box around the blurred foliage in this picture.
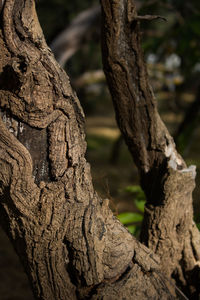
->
[117,186,146,236]
[140,0,200,77]
[196,223,200,231]
[175,114,200,153]
[87,135,111,151]
[139,0,200,156]
[36,0,200,80]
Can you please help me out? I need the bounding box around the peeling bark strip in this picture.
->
[0,0,192,299]
[101,0,200,297]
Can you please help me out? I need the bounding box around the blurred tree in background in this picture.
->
[37,0,101,78]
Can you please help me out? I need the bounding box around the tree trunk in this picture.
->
[101,0,200,298]
[0,0,197,299]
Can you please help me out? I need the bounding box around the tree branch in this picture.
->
[134,14,167,22]
[101,0,200,297]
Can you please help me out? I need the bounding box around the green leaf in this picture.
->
[127,225,137,235]
[135,199,145,213]
[124,185,142,194]
[117,212,143,225]
[124,185,146,201]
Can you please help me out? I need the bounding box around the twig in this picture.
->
[135,14,167,22]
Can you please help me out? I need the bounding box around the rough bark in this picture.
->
[0,0,184,299]
[101,0,200,298]
[49,1,143,68]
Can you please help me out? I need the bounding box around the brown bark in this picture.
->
[0,0,194,299]
[49,1,144,68]
[101,0,200,298]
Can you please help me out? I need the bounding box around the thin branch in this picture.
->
[135,14,167,22]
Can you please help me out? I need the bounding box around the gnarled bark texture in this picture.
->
[0,0,196,299]
[101,0,200,298]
